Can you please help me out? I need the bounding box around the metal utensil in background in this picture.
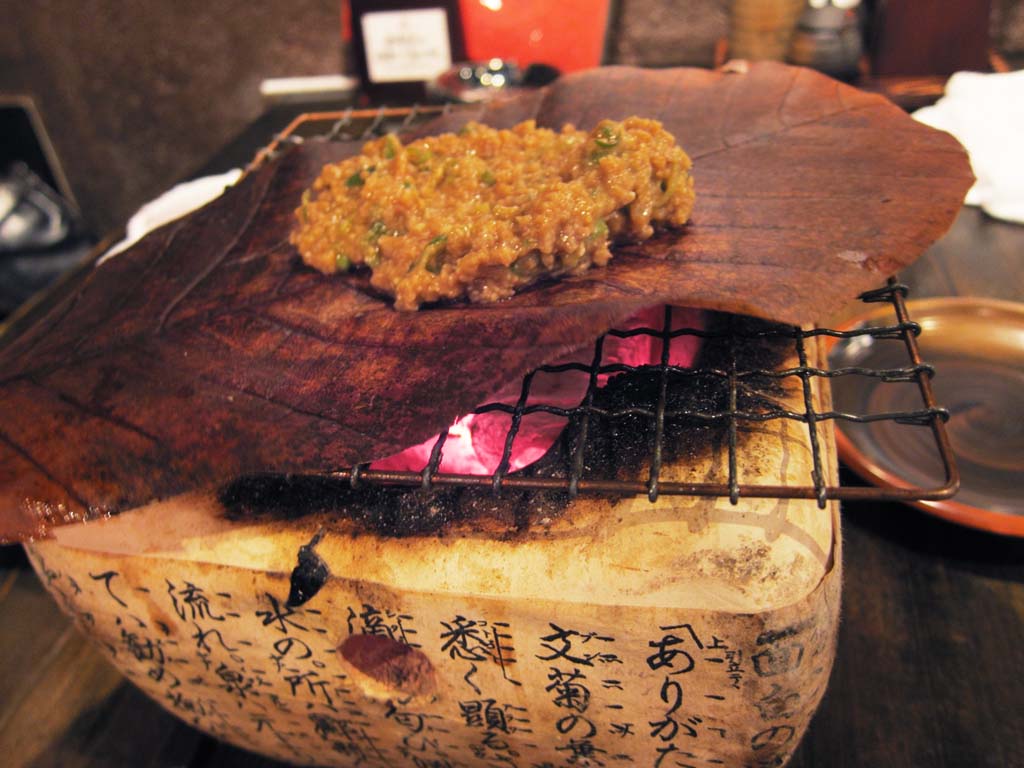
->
[787,0,864,80]
[0,162,93,318]
[428,59,560,103]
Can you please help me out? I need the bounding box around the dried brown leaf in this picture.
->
[0,64,971,541]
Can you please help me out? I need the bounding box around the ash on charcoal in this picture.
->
[219,312,795,538]
[219,470,560,539]
[530,311,793,483]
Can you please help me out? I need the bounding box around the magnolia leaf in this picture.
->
[0,63,972,541]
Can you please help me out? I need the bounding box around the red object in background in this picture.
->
[343,1,611,74]
[458,0,611,72]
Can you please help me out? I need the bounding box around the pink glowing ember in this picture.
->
[371,306,705,475]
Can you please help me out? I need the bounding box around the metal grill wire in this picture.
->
[266,110,957,508]
[335,285,957,510]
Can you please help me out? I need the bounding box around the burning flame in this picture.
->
[371,306,705,475]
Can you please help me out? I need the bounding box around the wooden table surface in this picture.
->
[1,112,1022,768]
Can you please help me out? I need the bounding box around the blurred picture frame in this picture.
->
[349,0,466,103]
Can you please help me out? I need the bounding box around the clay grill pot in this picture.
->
[25,322,840,768]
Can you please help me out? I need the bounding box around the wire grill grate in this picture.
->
[264,109,959,510]
[322,282,958,510]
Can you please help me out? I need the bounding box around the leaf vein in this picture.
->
[27,377,164,446]
[0,428,89,511]
[195,372,381,442]
[157,160,284,333]
[695,103,881,160]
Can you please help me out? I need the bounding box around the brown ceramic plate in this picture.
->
[829,297,1024,537]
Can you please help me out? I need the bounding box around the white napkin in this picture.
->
[913,70,1024,225]
[99,168,243,263]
